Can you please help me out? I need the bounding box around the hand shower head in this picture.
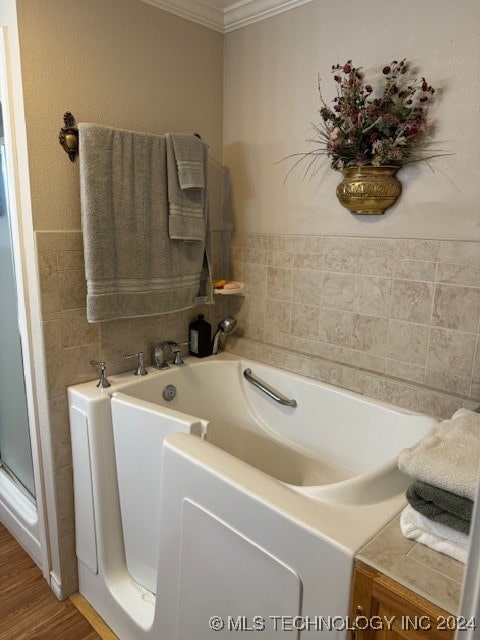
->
[218,316,237,334]
[212,316,237,354]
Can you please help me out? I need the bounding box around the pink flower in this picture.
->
[330,127,341,141]
[343,63,352,74]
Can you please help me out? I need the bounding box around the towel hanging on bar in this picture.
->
[78,123,212,322]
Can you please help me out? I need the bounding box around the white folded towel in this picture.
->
[400,504,469,564]
[398,408,480,500]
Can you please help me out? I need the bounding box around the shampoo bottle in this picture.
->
[189,314,212,358]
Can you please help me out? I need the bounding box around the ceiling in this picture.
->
[141,0,315,33]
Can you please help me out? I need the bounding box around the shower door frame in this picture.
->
[0,25,50,578]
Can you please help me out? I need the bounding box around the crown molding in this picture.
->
[140,0,225,33]
[140,0,315,33]
[224,0,314,32]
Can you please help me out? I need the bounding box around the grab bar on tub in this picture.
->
[243,368,297,408]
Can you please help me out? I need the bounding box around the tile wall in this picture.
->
[36,229,224,593]
[223,234,480,419]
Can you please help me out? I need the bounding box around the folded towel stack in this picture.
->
[398,408,480,563]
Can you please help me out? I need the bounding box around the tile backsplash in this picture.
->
[223,233,480,419]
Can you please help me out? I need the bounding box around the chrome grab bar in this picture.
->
[243,368,297,408]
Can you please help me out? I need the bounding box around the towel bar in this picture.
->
[58,111,203,163]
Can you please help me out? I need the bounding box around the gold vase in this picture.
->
[336,165,402,215]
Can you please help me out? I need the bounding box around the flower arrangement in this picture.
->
[295,59,437,174]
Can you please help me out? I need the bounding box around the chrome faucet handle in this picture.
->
[122,352,148,376]
[172,341,189,366]
[90,360,111,388]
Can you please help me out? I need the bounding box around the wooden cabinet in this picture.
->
[350,561,456,640]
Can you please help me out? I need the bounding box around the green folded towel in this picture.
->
[406,480,473,535]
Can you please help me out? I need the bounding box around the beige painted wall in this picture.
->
[17,0,224,231]
[224,0,480,239]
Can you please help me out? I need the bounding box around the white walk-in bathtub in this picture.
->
[68,352,436,639]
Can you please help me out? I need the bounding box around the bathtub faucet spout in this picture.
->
[153,340,183,369]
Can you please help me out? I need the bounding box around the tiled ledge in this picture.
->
[357,515,465,615]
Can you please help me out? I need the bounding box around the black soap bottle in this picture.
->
[189,314,212,358]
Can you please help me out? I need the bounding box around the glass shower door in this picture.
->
[0,100,35,498]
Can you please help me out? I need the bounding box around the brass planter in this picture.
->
[336,166,402,215]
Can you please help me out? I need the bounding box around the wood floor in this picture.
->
[0,523,102,640]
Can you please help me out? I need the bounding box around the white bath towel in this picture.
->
[398,408,480,500]
[400,504,469,564]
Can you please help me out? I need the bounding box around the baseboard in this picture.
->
[49,571,64,600]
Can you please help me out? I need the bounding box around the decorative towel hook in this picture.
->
[59,112,79,162]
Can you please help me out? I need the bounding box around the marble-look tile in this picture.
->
[391,280,434,324]
[63,343,101,386]
[472,338,480,379]
[395,259,436,282]
[283,353,312,377]
[39,269,61,314]
[408,543,465,584]
[360,516,416,556]
[300,236,325,254]
[267,250,295,268]
[348,349,385,374]
[290,303,320,340]
[354,275,392,317]
[438,240,480,265]
[267,235,302,252]
[322,272,355,310]
[357,552,462,614]
[375,377,421,412]
[386,320,429,366]
[324,236,359,273]
[351,314,389,356]
[58,532,78,595]
[54,465,75,537]
[425,368,470,396]
[415,388,463,420]
[238,295,266,328]
[427,328,476,376]
[310,359,348,387]
[43,320,66,398]
[36,234,58,275]
[469,379,480,401]
[289,336,350,364]
[244,233,268,250]
[242,248,267,265]
[291,269,323,306]
[242,264,267,298]
[49,395,72,471]
[265,298,291,333]
[356,238,396,276]
[356,255,395,277]
[436,262,480,287]
[293,252,324,270]
[266,267,293,301]
[35,230,83,251]
[263,329,292,349]
[57,250,85,271]
[58,270,87,310]
[60,308,99,348]
[385,359,425,384]
[318,308,352,347]
[255,345,285,368]
[432,284,480,333]
[395,239,440,262]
